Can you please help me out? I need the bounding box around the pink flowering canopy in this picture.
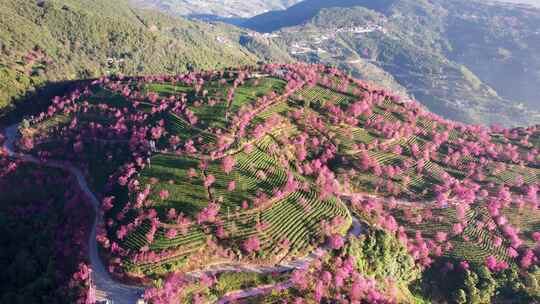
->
[12,63,540,303]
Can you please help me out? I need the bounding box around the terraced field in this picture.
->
[294,85,355,108]
[85,71,357,276]
[119,134,351,275]
[16,64,540,303]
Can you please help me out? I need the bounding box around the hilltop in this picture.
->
[241,0,540,127]
[3,63,540,303]
[0,0,292,119]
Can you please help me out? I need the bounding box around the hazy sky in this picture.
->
[496,0,540,6]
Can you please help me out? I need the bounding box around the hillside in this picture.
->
[243,0,396,33]
[242,0,540,127]
[0,0,292,119]
[5,63,540,303]
[130,0,303,18]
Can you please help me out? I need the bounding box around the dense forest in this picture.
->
[0,161,93,303]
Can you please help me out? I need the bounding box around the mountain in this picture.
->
[243,0,395,33]
[242,0,540,127]
[0,0,292,119]
[129,0,303,18]
[8,63,540,303]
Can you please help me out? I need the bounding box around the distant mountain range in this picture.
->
[125,0,540,127]
[240,0,540,127]
[243,0,394,33]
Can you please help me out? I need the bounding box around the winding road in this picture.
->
[2,123,363,304]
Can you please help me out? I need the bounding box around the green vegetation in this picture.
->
[347,228,423,302]
[177,271,289,302]
[0,0,291,117]
[348,229,420,283]
[418,262,540,304]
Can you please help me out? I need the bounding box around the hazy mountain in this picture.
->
[0,0,292,116]
[243,0,540,127]
[243,0,395,33]
[129,0,303,18]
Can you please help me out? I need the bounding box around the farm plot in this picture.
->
[294,85,355,109]
[143,82,194,98]
[228,77,287,113]
[502,205,540,249]
[392,205,510,264]
[165,112,217,145]
[448,207,510,263]
[116,136,351,275]
[487,162,540,186]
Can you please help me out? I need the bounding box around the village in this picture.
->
[286,23,387,56]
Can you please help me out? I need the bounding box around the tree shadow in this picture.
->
[0,79,93,128]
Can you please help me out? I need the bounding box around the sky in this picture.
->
[496,0,540,6]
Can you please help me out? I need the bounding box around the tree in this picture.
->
[159,190,169,200]
[329,234,345,250]
[150,126,163,140]
[204,175,216,188]
[242,236,261,254]
[221,156,236,174]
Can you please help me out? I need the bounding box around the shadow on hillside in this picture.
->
[187,14,247,26]
[0,79,92,128]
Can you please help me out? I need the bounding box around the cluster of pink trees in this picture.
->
[242,236,262,254]
[143,272,188,304]
[289,254,394,303]
[485,255,509,272]
[0,154,95,303]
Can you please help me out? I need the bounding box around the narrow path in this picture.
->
[217,282,293,304]
[185,215,362,281]
[212,216,363,303]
